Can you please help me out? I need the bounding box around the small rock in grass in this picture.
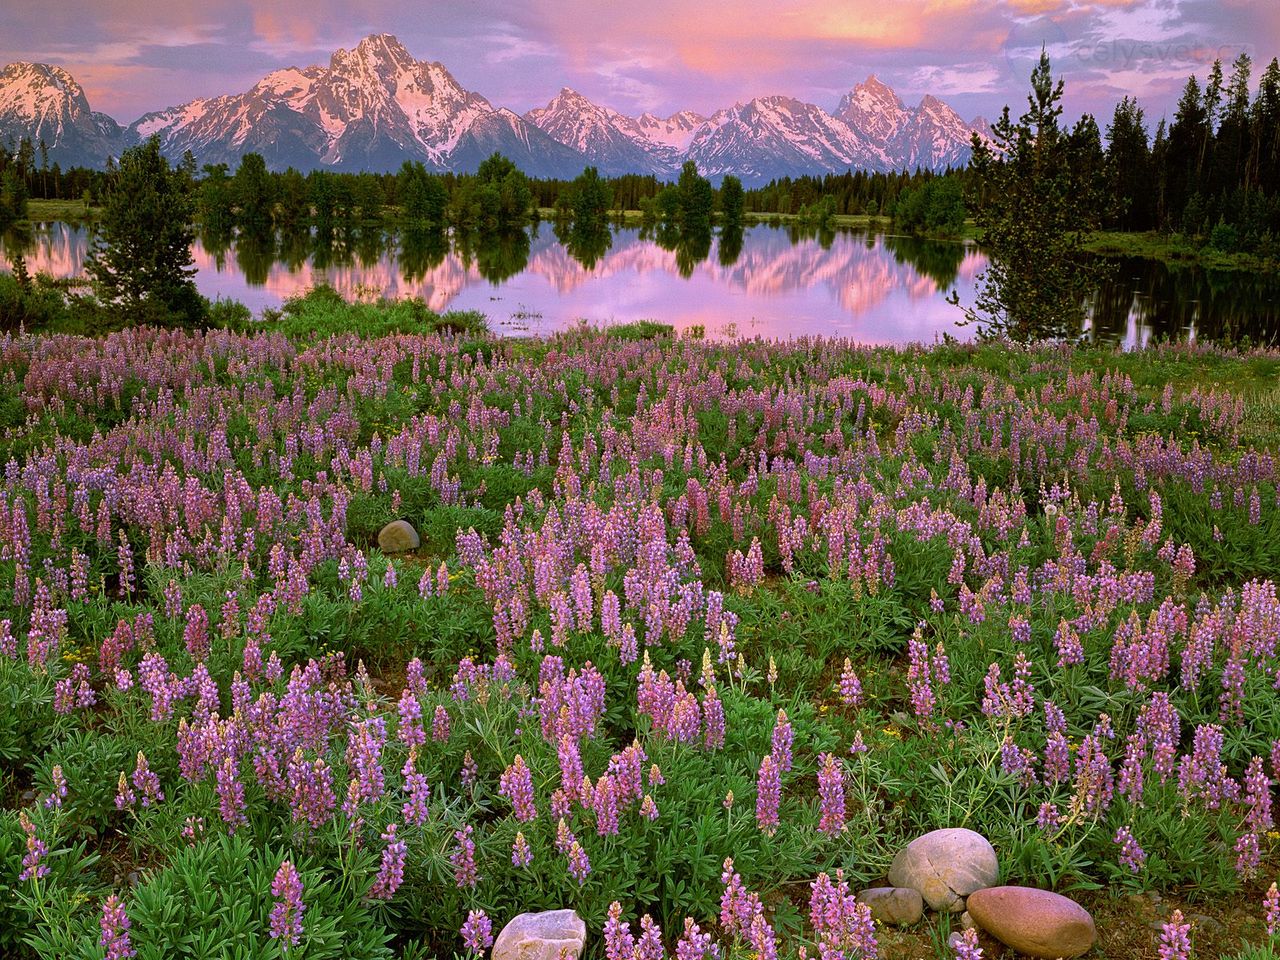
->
[960,910,975,930]
[493,910,587,960]
[856,887,923,926]
[887,828,999,912]
[377,519,420,553]
[966,886,1096,959]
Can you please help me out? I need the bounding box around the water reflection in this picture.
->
[3,221,1277,345]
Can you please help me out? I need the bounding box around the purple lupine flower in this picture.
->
[397,690,425,747]
[269,860,305,949]
[1035,802,1061,832]
[953,927,983,960]
[593,775,619,835]
[838,658,863,708]
[451,824,478,888]
[640,794,659,820]
[1158,910,1191,960]
[1265,882,1280,938]
[771,711,793,773]
[1114,826,1146,873]
[499,755,537,822]
[402,764,431,827]
[100,895,136,959]
[368,822,407,900]
[756,753,781,835]
[567,839,592,885]
[604,902,636,960]
[703,686,725,750]
[637,915,665,960]
[131,752,163,807]
[432,704,451,742]
[817,753,845,836]
[461,910,494,954]
[512,831,533,868]
[18,811,48,881]
[45,765,67,809]
[675,918,717,960]
[115,772,136,811]
[907,636,936,722]
[216,755,248,833]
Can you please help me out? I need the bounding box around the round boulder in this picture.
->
[856,887,924,926]
[493,910,587,960]
[377,519,420,553]
[966,886,1096,959]
[886,828,999,912]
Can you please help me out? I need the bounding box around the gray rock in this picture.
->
[856,887,923,926]
[887,828,999,912]
[377,519,420,553]
[947,932,967,952]
[960,910,976,930]
[493,910,587,960]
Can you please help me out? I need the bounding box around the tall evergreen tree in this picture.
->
[1105,97,1152,230]
[951,50,1101,341]
[86,137,202,326]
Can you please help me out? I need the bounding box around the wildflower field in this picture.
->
[2,315,1280,959]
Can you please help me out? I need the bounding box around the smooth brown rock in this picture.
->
[887,828,999,912]
[856,887,923,925]
[377,519,420,553]
[966,886,1096,959]
[493,910,587,960]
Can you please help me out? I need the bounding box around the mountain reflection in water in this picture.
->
[3,221,1276,345]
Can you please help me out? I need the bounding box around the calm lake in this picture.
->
[4,221,1279,345]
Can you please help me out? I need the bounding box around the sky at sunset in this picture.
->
[2,0,1276,124]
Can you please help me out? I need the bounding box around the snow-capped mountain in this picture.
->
[526,79,984,182]
[0,61,124,167]
[683,96,890,180]
[0,37,990,181]
[127,35,585,176]
[524,88,677,176]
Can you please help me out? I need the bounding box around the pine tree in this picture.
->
[1105,97,1152,230]
[951,50,1101,342]
[86,137,202,326]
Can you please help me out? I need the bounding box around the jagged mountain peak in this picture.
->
[0,39,989,180]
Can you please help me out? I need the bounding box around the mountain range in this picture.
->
[0,34,990,184]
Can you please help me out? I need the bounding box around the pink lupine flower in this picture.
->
[512,831,533,867]
[953,927,982,960]
[269,860,305,948]
[1158,910,1191,960]
[461,910,494,954]
[1113,826,1146,873]
[368,822,407,900]
[567,839,592,885]
[18,811,48,881]
[500,755,538,822]
[817,753,845,836]
[756,753,781,835]
[771,710,793,773]
[100,895,136,959]
[838,659,863,708]
[451,824,478,888]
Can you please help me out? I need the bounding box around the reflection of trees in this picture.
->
[276,225,312,273]
[787,222,836,250]
[717,226,744,266]
[883,234,966,290]
[233,229,275,287]
[643,222,712,278]
[554,220,613,271]
[398,228,449,283]
[1082,255,1280,345]
[455,228,531,283]
[354,227,387,269]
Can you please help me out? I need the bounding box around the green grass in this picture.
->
[22,199,100,222]
[1085,230,1279,273]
